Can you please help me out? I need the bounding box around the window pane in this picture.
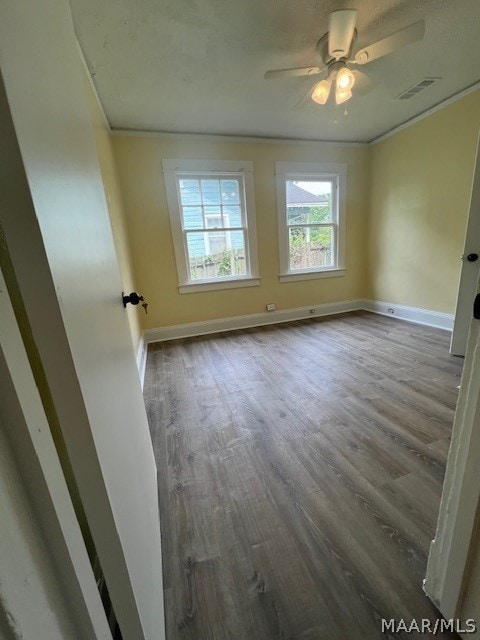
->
[183,206,203,229]
[187,231,247,280]
[204,206,222,229]
[288,226,334,270]
[286,180,333,224]
[204,206,221,216]
[201,179,221,205]
[179,179,201,205]
[221,179,240,205]
[223,206,242,227]
[205,215,223,229]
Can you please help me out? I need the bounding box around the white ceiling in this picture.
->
[70,0,480,142]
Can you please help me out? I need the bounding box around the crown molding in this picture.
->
[369,81,480,145]
[108,79,480,148]
[110,128,368,147]
[76,39,111,133]
[76,39,479,149]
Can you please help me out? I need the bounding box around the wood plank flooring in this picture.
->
[144,311,463,640]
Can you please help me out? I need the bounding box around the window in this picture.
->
[276,162,347,282]
[163,159,259,293]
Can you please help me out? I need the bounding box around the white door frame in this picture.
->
[0,265,111,640]
[0,2,164,638]
[425,274,480,616]
[450,131,480,356]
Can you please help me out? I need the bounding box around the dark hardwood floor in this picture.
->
[144,311,463,639]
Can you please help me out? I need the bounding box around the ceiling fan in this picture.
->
[264,10,425,108]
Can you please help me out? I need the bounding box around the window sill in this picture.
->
[179,277,260,294]
[279,269,346,283]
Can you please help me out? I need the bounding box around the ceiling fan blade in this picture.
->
[353,19,425,65]
[328,9,357,59]
[352,69,375,95]
[264,66,324,79]
[292,83,318,110]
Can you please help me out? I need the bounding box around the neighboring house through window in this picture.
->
[276,162,347,282]
[163,159,259,293]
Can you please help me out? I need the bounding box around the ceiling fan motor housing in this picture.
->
[317,30,357,66]
[326,60,348,81]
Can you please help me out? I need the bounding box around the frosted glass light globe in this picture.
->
[336,67,355,91]
[311,79,331,105]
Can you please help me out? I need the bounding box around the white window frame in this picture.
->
[275,161,347,282]
[163,159,259,293]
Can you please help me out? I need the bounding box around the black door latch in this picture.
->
[474,293,480,319]
[122,292,148,314]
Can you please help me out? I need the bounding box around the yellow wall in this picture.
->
[103,90,480,330]
[112,135,370,329]
[367,90,480,314]
[83,73,142,352]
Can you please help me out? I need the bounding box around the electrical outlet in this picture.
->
[387,308,395,314]
[309,308,316,315]
[266,303,276,312]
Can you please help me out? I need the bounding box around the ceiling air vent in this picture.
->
[395,77,441,100]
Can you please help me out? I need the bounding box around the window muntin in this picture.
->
[178,177,242,229]
[163,159,258,292]
[285,177,337,272]
[176,174,248,282]
[276,162,346,280]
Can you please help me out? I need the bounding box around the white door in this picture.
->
[450,132,480,356]
[0,2,164,640]
[425,270,480,621]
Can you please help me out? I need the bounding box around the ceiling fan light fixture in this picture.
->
[335,85,352,105]
[311,79,331,105]
[264,10,426,112]
[336,67,355,91]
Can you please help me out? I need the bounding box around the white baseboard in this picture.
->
[144,299,363,343]
[141,298,454,346]
[362,299,454,331]
[136,335,147,389]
